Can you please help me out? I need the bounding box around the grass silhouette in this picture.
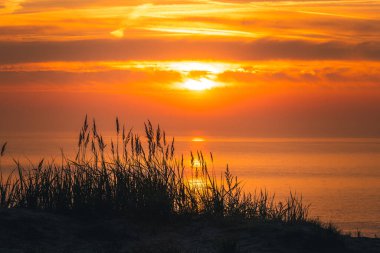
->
[0,116,310,223]
[2,117,379,252]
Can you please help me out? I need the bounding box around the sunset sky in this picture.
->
[1,0,380,137]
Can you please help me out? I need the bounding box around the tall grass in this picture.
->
[0,117,309,223]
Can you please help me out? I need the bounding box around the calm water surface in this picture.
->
[1,133,379,237]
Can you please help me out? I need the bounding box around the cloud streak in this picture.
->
[1,61,380,93]
[0,38,379,64]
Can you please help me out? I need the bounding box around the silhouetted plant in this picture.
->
[0,117,309,223]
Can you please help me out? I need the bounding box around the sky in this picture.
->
[1,0,380,137]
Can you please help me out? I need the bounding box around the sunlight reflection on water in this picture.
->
[1,134,379,237]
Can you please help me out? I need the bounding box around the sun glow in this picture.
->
[169,62,228,74]
[192,137,205,142]
[110,28,124,38]
[188,178,206,189]
[182,78,218,91]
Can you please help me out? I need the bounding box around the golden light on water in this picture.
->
[192,137,205,142]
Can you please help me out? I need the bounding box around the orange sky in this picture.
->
[1,0,380,137]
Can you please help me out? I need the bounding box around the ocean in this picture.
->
[1,133,379,237]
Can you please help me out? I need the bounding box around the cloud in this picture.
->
[217,64,380,89]
[110,28,125,38]
[0,38,379,64]
[15,0,201,13]
[2,61,380,93]
[0,0,24,14]
[2,0,379,44]
[0,69,182,92]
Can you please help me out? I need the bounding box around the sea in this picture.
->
[1,133,379,237]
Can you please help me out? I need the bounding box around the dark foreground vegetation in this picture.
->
[0,117,379,252]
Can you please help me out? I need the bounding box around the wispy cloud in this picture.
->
[1,61,380,93]
[0,0,25,14]
[1,0,379,42]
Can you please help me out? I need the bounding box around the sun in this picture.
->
[168,61,228,91]
[182,78,218,91]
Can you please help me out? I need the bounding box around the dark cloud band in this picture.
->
[0,38,379,64]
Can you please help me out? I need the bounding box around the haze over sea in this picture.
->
[1,133,379,237]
